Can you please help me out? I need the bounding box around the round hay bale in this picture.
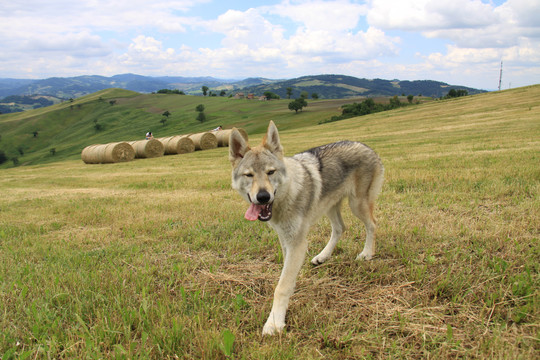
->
[81,142,135,164]
[128,139,164,158]
[189,132,218,151]
[157,135,195,155]
[215,128,248,147]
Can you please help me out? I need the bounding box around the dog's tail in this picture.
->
[368,161,385,205]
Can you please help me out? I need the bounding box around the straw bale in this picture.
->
[157,135,195,155]
[214,128,248,147]
[81,142,135,164]
[188,132,218,150]
[128,139,165,158]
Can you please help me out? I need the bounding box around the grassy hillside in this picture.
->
[0,85,538,358]
[0,88,369,167]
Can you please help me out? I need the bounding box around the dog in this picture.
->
[229,121,384,335]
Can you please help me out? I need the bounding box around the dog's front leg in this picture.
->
[263,232,308,335]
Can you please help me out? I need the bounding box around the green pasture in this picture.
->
[0,85,539,358]
[0,89,362,167]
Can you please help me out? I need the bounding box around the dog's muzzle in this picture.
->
[245,191,274,221]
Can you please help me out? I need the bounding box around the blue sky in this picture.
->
[0,0,538,90]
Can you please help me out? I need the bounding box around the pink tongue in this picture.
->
[245,203,263,221]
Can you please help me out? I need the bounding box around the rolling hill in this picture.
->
[0,74,485,109]
[0,84,536,169]
[0,88,377,167]
[236,74,485,99]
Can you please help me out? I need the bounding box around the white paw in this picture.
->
[262,319,285,336]
[311,253,330,265]
[356,251,373,261]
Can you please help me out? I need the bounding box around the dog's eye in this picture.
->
[244,173,253,178]
[267,170,275,175]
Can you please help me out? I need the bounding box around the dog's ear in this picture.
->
[229,128,250,166]
[263,121,283,158]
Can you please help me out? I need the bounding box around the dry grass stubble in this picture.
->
[0,87,538,358]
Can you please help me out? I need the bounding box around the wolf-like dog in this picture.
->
[229,121,384,335]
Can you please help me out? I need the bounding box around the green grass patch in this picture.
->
[0,85,539,358]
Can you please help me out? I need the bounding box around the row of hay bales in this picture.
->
[81,129,248,164]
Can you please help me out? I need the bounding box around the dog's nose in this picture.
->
[256,190,271,204]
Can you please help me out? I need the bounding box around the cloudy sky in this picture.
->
[1,0,539,90]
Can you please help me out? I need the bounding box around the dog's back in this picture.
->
[293,140,384,203]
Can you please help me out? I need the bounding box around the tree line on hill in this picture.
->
[319,88,469,124]
[0,95,55,114]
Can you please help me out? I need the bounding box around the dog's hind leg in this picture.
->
[311,201,345,265]
[350,195,377,261]
[351,165,383,261]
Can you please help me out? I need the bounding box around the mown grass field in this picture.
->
[0,85,539,359]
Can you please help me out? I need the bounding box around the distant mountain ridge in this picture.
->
[241,75,485,99]
[0,73,486,107]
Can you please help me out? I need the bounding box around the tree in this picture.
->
[220,90,227,97]
[161,111,170,126]
[196,112,206,123]
[195,104,206,122]
[33,131,38,138]
[264,91,280,100]
[286,87,293,99]
[300,91,308,99]
[407,94,414,104]
[311,93,319,100]
[389,95,401,108]
[50,148,56,156]
[0,150,7,164]
[202,86,209,96]
[288,98,308,113]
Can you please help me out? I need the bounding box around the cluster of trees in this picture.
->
[320,96,408,124]
[263,91,280,100]
[284,87,319,100]
[3,95,54,107]
[445,89,468,98]
[156,89,185,95]
[0,95,56,114]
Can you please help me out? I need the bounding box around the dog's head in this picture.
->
[229,121,287,222]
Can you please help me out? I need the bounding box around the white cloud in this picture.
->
[269,0,368,31]
[21,32,111,58]
[200,3,399,75]
[367,0,498,31]
[0,0,538,89]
